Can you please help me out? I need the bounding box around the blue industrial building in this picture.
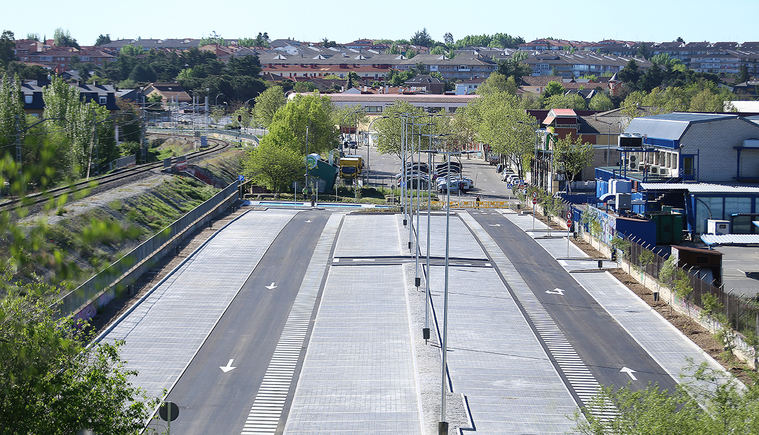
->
[590,112,759,239]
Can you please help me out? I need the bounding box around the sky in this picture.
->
[3,0,758,46]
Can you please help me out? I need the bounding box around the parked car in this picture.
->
[437,179,460,193]
[501,170,516,181]
[436,161,461,171]
[404,162,429,173]
[437,176,473,192]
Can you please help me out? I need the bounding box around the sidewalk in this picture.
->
[96,210,298,400]
[412,212,580,433]
[285,215,423,434]
[497,209,730,391]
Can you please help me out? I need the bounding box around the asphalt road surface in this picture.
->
[150,210,328,434]
[471,211,678,393]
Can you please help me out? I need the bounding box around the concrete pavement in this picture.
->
[93,203,734,434]
[497,208,731,394]
[96,209,298,401]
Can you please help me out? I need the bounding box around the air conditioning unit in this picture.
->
[707,219,730,235]
[649,165,660,175]
[616,193,632,211]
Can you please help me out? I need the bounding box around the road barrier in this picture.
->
[57,181,240,320]
[429,200,511,209]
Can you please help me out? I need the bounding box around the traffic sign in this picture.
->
[567,219,573,227]
[566,211,572,219]
[159,401,179,422]
[238,174,245,182]
[532,198,537,205]
[532,191,538,199]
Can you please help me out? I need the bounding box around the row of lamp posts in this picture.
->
[394,112,456,434]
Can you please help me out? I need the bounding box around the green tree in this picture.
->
[0,74,25,159]
[476,72,517,96]
[689,88,725,112]
[233,106,252,128]
[410,28,435,47]
[332,105,366,133]
[0,30,15,68]
[243,138,303,195]
[94,34,111,46]
[575,364,759,435]
[553,134,593,192]
[543,81,565,98]
[321,37,337,48]
[293,81,316,93]
[53,28,79,48]
[199,31,226,47]
[497,51,531,81]
[128,63,157,83]
[543,93,587,110]
[638,248,655,285]
[372,100,426,159]
[588,92,614,111]
[346,71,362,89]
[470,91,536,178]
[0,123,158,434]
[618,59,642,85]
[737,64,750,84]
[0,291,157,433]
[146,93,162,104]
[444,32,454,46]
[226,55,262,77]
[253,85,286,128]
[430,46,447,56]
[265,93,338,156]
[210,106,225,124]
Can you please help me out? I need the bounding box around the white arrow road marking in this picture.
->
[220,359,236,373]
[546,288,565,295]
[265,282,278,290]
[489,224,501,227]
[620,367,637,381]
[305,219,312,223]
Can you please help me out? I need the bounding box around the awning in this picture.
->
[700,234,759,246]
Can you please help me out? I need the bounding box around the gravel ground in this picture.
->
[402,262,470,434]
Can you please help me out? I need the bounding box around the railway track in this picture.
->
[0,136,231,215]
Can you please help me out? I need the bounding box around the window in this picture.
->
[366,106,382,113]
[682,155,695,176]
[24,95,33,104]
[99,96,107,105]
[695,196,724,233]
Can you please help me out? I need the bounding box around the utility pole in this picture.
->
[14,114,21,173]
[86,106,96,179]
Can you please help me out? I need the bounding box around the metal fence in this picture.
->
[57,181,239,317]
[624,235,759,337]
[146,127,264,143]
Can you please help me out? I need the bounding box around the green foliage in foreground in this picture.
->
[0,131,164,433]
[0,288,158,433]
[574,364,759,435]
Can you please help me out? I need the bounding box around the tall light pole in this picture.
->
[420,133,449,344]
[438,147,460,435]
